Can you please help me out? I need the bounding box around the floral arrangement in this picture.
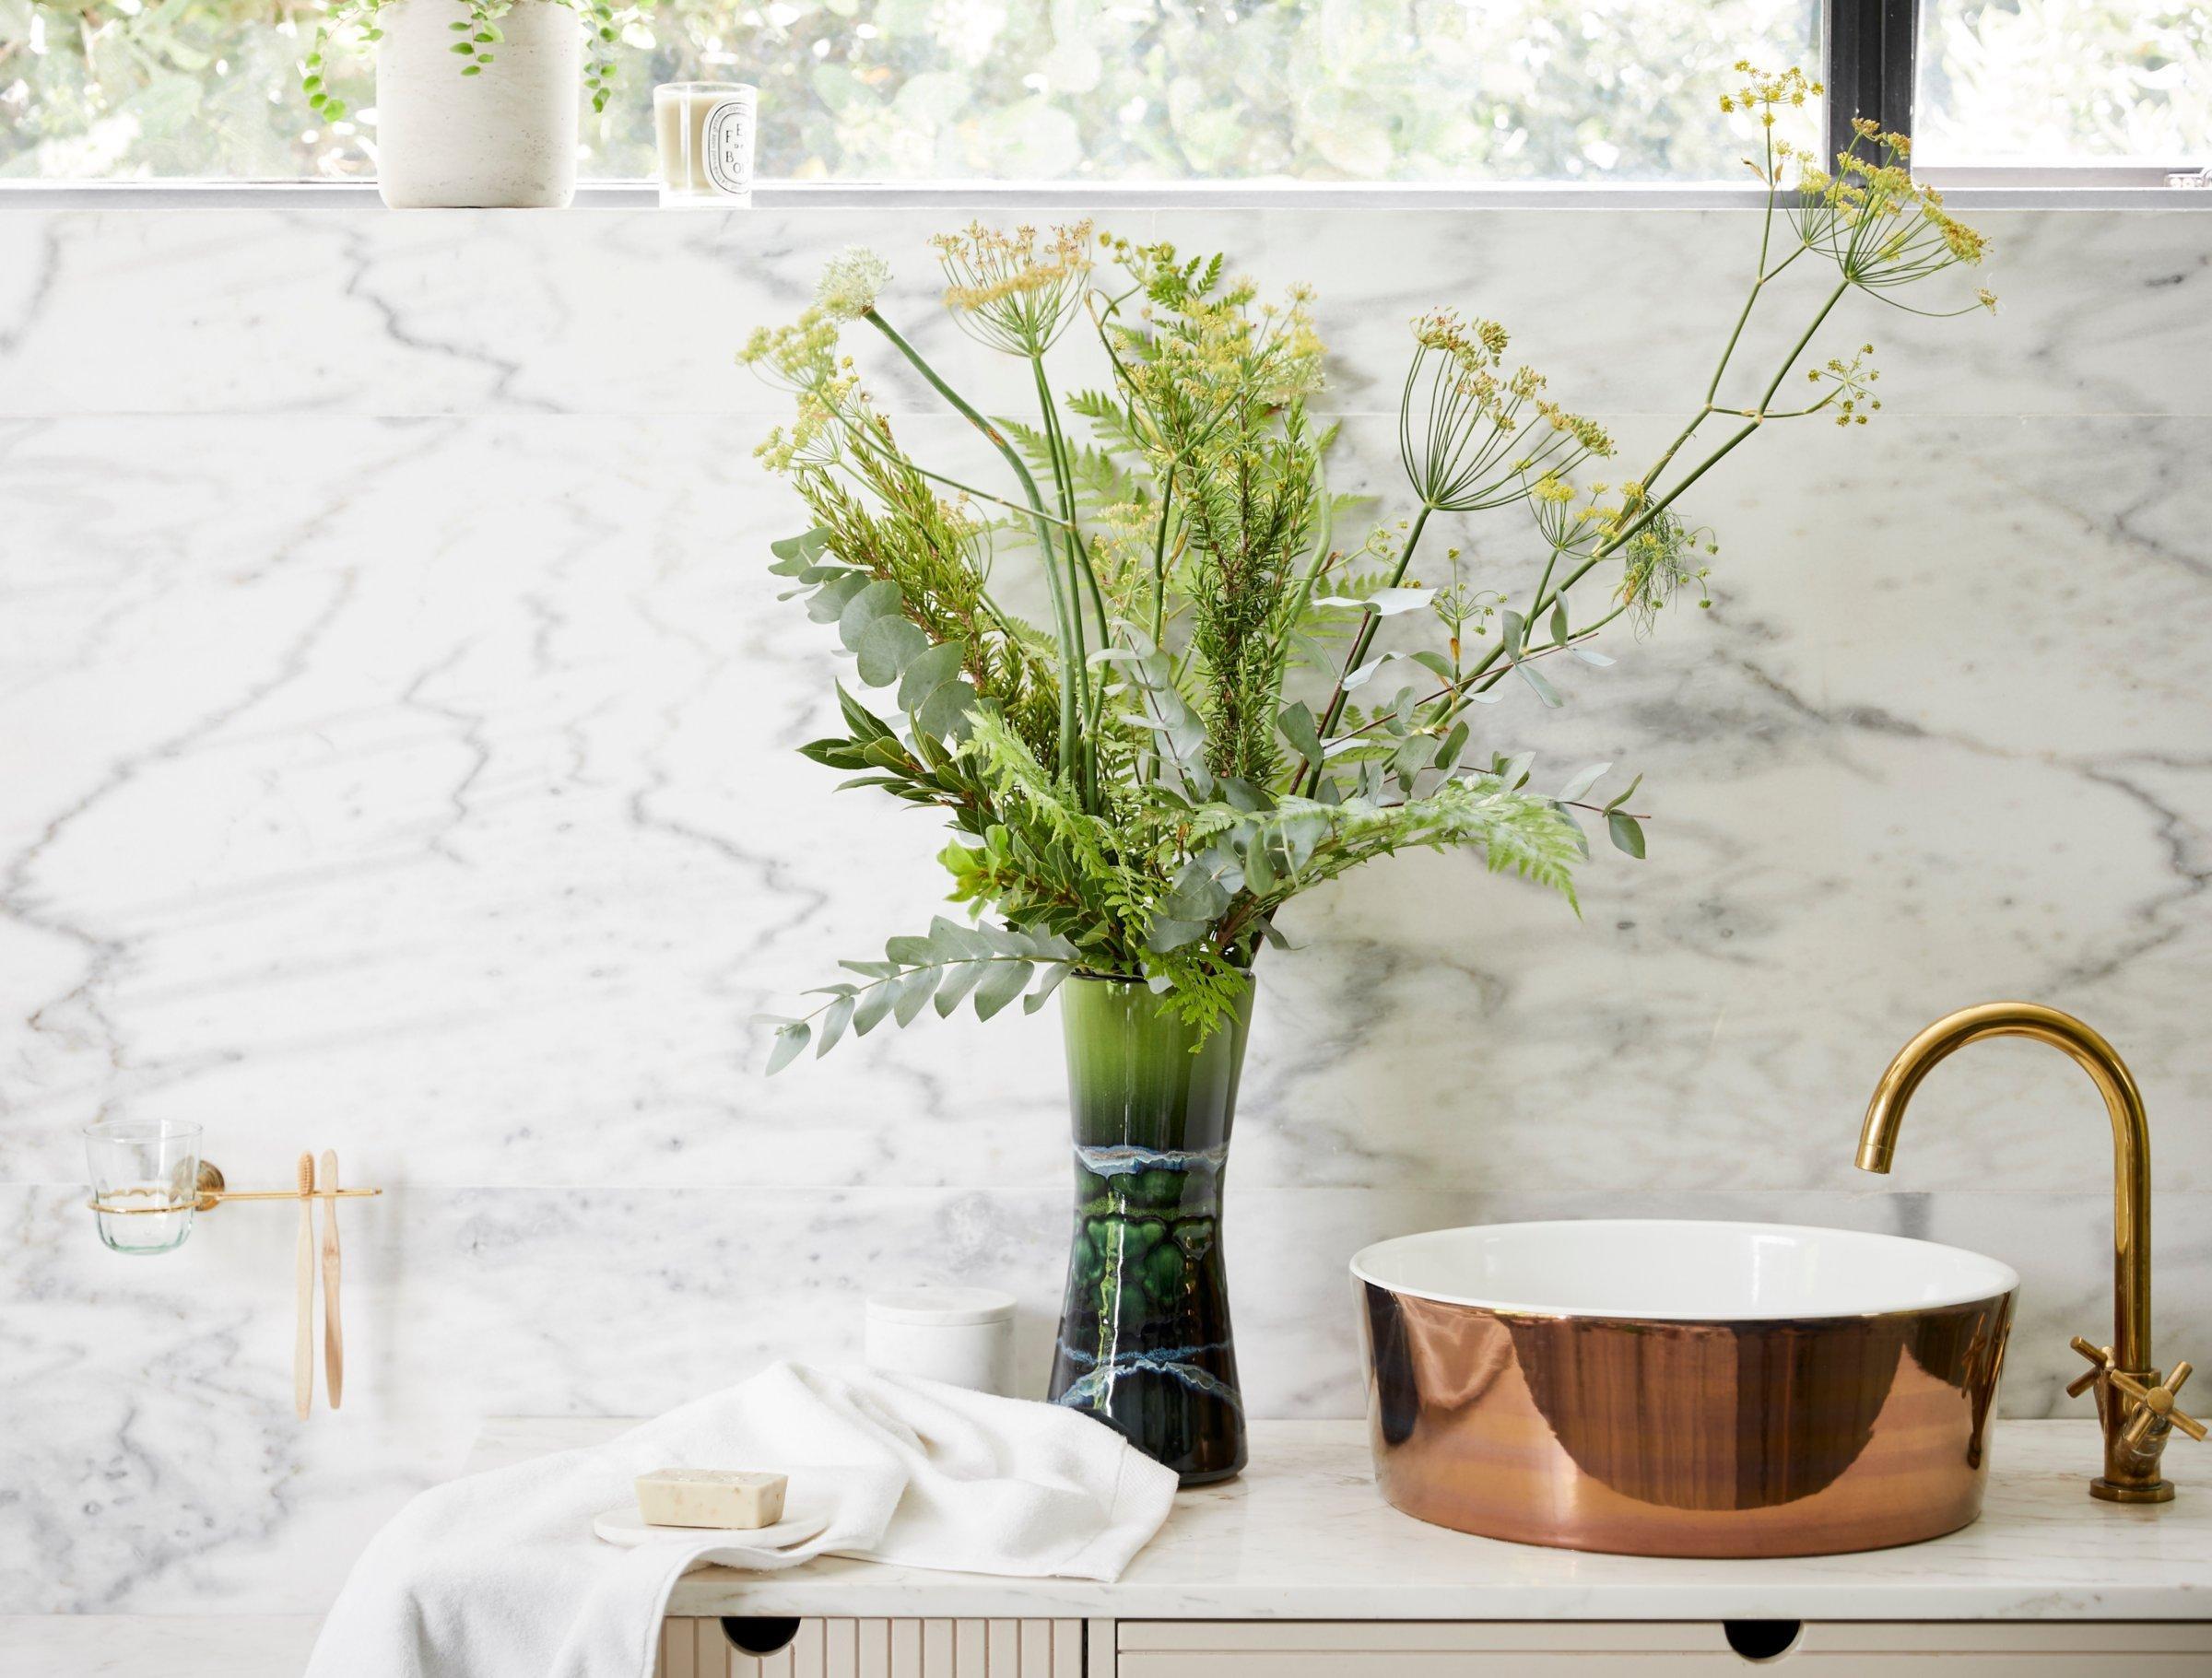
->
[747,66,1994,1071]
[300,0,626,123]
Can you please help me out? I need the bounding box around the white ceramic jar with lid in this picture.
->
[864,1286,1016,1396]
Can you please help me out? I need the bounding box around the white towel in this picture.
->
[304,1362,1179,1678]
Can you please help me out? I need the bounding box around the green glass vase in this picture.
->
[1047,973,1253,1485]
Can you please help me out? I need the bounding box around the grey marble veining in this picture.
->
[0,207,2206,419]
[0,205,2207,1616]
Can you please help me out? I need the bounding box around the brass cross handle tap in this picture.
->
[1858,1004,2186,1502]
[2069,1337,2207,1453]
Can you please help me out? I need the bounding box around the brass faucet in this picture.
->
[1857,1002,2204,1502]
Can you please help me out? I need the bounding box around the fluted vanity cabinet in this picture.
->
[465,1419,2212,1678]
[656,1617,1080,1677]
[1113,1621,2212,1675]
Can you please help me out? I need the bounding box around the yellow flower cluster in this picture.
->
[738,307,841,393]
[933,220,1095,354]
[1535,398,1615,457]
[1806,343,1881,427]
[753,370,867,470]
[1719,62,1822,127]
[1106,236,1326,418]
[1412,309,1510,372]
[1789,120,1998,306]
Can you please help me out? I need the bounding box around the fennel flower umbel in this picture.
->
[818,247,891,321]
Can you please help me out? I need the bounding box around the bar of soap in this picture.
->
[634,1468,788,1531]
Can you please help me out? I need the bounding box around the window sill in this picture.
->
[1,178,2204,211]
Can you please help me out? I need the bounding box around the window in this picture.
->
[0,1,2200,185]
[1915,2,2210,167]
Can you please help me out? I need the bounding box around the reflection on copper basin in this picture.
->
[1353,1221,2017,1558]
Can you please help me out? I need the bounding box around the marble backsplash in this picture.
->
[1,203,2207,1614]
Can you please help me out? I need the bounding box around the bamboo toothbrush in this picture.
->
[320,1149,344,1409]
[294,1152,315,1419]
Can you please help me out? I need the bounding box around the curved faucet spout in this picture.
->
[1856,1001,2191,1503]
[1857,1002,2150,1372]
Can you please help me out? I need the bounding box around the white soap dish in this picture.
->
[591,1493,830,1552]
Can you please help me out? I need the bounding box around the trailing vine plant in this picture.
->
[302,0,624,123]
[747,65,1996,1071]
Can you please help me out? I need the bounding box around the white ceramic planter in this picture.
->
[375,0,579,208]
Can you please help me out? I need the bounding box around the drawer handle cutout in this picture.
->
[1724,1621,1803,1662]
[720,1617,801,1655]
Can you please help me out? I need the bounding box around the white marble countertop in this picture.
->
[471,1416,2212,1623]
[9,1415,2206,1675]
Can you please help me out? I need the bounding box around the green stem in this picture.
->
[1030,355,1102,807]
[826,408,1076,530]
[1150,469,1175,648]
[1322,505,1431,735]
[1297,504,1431,795]
[1455,276,1853,699]
[865,308,1085,786]
[1030,356,1114,813]
[1033,358,1112,651]
[1754,278,1851,414]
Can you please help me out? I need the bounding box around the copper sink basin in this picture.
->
[1353,1220,2018,1557]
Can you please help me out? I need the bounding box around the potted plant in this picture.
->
[304,0,622,207]
[746,67,1994,1484]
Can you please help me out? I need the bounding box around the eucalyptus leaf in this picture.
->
[891,968,939,1026]
[817,992,855,1053]
[806,572,871,625]
[1366,587,1437,616]
[1277,701,1324,763]
[915,678,978,742]
[972,959,1033,1020]
[1435,719,1470,770]
[1557,761,1612,804]
[1517,662,1562,707]
[1145,917,1210,954]
[935,960,988,1016]
[837,579,903,651]
[1607,810,1647,858]
[855,615,929,686]
[1341,652,1396,692]
[853,982,897,1035]
[897,639,967,711]
[766,1023,811,1074]
[1022,964,1071,1013]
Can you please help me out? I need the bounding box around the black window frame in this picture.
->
[1825,0,1919,163]
[1845,0,2210,185]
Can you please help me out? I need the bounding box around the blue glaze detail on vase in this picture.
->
[1047,974,1253,1486]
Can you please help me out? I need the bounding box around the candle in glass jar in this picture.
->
[654,82,758,207]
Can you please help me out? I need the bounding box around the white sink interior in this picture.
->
[1351,1219,2018,1320]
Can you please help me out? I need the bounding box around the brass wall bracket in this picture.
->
[85,1160,384,1215]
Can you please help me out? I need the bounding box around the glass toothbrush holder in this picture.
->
[84,1119,209,1255]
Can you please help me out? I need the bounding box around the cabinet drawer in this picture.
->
[1113,1620,2212,1676]
[657,1616,1082,1677]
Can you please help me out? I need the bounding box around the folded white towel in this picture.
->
[305,1362,1179,1678]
